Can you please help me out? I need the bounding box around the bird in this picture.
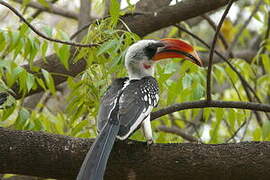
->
[76,38,203,180]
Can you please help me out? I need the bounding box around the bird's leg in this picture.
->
[142,116,154,146]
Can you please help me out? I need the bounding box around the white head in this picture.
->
[124,39,203,79]
[125,40,164,79]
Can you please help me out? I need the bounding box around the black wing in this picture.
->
[117,76,159,139]
[97,77,128,132]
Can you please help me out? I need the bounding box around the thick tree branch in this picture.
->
[124,0,238,37]
[135,0,172,12]
[1,128,270,180]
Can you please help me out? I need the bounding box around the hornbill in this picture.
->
[77,38,203,180]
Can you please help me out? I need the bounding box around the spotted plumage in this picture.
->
[98,76,159,140]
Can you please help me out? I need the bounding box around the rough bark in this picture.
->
[11,0,238,99]
[125,0,236,37]
[136,0,172,12]
[0,127,270,180]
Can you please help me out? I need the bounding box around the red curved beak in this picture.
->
[152,38,203,67]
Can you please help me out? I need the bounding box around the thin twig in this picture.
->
[168,114,178,127]
[207,0,234,101]
[224,119,237,143]
[157,125,199,142]
[240,114,252,141]
[226,120,247,143]
[169,113,203,142]
[0,1,100,48]
[150,100,270,121]
[244,83,263,126]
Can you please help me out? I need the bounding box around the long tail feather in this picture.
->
[76,121,120,180]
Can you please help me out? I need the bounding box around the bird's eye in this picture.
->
[144,45,158,60]
[146,45,157,52]
[144,43,164,60]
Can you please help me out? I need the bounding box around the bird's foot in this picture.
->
[147,139,154,146]
[144,139,154,150]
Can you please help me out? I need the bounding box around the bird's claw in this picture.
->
[147,139,153,146]
[145,139,154,150]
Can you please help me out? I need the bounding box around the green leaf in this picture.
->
[97,40,118,56]
[182,74,192,89]
[41,42,48,60]
[109,0,120,25]
[0,105,16,122]
[41,69,56,94]
[261,54,270,73]
[26,74,35,92]
[192,83,204,100]
[37,0,50,7]
[253,127,262,141]
[42,26,53,37]
[210,108,223,143]
[262,120,270,140]
[13,38,24,59]
[15,108,30,129]
[164,61,178,74]
[227,109,236,131]
[71,120,89,136]
[22,0,31,6]
[36,77,46,90]
[203,108,211,121]
[253,12,263,23]
[19,23,30,36]
[0,32,6,52]
[18,70,28,93]
[258,74,270,85]
[57,45,70,69]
